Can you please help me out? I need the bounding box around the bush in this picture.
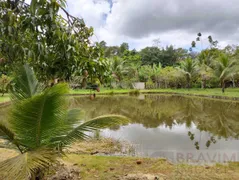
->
[0,74,11,96]
[146,79,157,89]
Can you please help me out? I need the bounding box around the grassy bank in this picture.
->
[2,88,239,103]
[65,154,239,180]
[2,148,239,180]
[1,139,239,180]
[71,88,239,98]
[0,94,9,103]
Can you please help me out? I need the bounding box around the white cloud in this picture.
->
[25,0,239,50]
[67,0,111,28]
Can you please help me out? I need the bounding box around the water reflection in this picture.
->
[71,94,239,163]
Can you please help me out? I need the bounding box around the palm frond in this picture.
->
[0,122,25,153]
[65,108,84,126]
[0,123,15,143]
[9,83,69,149]
[10,64,40,100]
[61,115,129,146]
[0,149,58,180]
[216,53,239,81]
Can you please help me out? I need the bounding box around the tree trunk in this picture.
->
[201,79,206,89]
[186,75,190,89]
[201,80,204,89]
[221,81,225,93]
[232,78,235,88]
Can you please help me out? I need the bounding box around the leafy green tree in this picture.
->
[179,58,197,89]
[104,46,121,58]
[140,46,187,67]
[99,40,107,50]
[0,65,128,179]
[161,45,180,66]
[119,42,129,55]
[0,0,103,83]
[103,43,129,58]
[140,47,162,66]
[123,49,141,67]
[121,49,142,81]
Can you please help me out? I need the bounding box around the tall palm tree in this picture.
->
[214,53,238,93]
[179,58,197,89]
[0,65,128,179]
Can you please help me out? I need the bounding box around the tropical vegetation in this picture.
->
[1,1,239,94]
[0,65,128,179]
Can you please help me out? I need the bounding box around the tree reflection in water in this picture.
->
[71,94,239,150]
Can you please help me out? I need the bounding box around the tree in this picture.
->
[140,46,186,67]
[140,47,162,65]
[179,58,197,89]
[161,45,180,66]
[104,46,121,58]
[0,0,104,82]
[0,65,128,179]
[0,74,11,96]
[99,40,107,50]
[191,32,218,50]
[196,49,219,88]
[138,65,154,82]
[159,66,185,88]
[152,38,161,48]
[119,42,129,55]
[110,57,129,84]
[214,53,238,93]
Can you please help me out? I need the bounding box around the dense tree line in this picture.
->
[99,35,239,93]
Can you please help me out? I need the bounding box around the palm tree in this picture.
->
[151,63,162,86]
[110,57,128,83]
[196,50,215,89]
[179,58,197,89]
[214,53,238,93]
[0,65,128,179]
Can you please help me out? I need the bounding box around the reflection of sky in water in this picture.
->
[102,123,239,151]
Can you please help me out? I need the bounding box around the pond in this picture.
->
[72,94,239,164]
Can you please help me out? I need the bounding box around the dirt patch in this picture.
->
[123,173,166,180]
[46,162,81,180]
[65,138,134,156]
[0,148,18,162]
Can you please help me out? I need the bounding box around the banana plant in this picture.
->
[0,64,128,179]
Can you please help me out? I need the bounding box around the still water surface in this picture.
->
[73,94,239,163]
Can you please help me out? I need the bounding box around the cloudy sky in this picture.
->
[28,0,239,50]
